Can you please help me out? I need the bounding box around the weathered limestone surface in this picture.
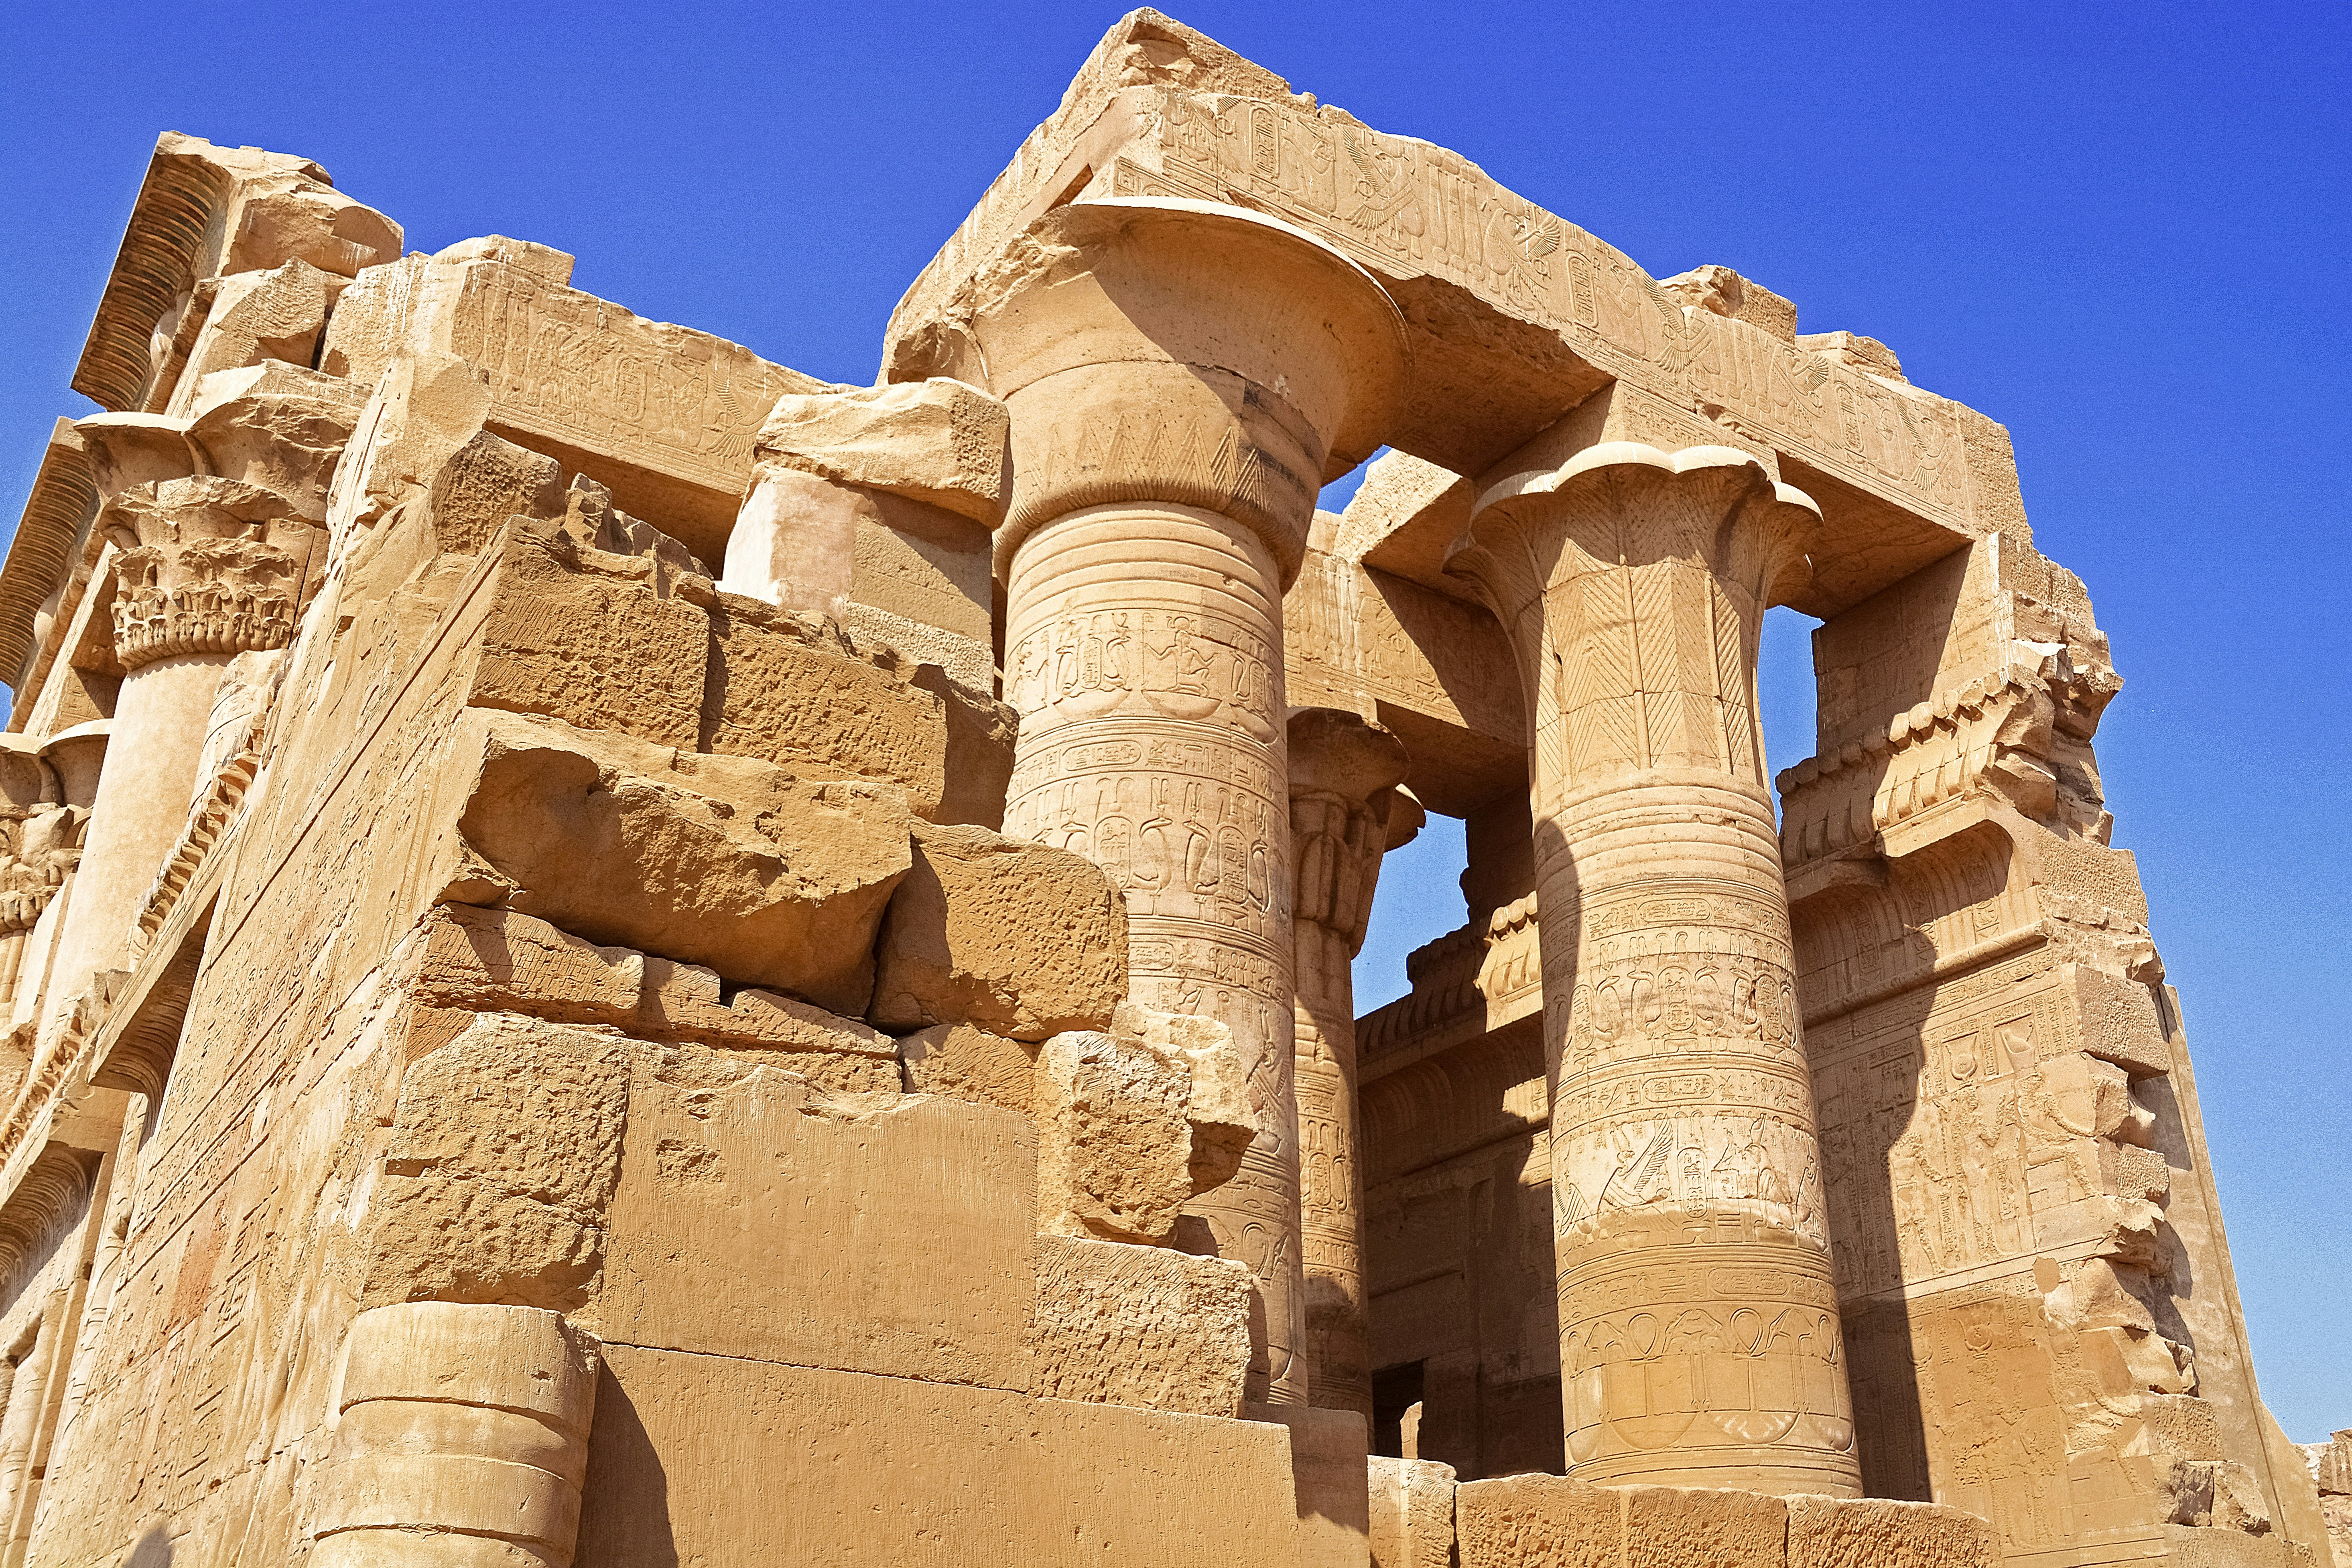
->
[2302,1432,2351,1567]
[574,1348,1304,1566]
[1370,1456,1459,1568]
[1031,1233,1253,1416]
[870,819,1129,1039]
[1454,1474,2001,1568]
[0,18,2322,1568]
[322,240,831,566]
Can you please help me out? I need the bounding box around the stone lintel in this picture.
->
[322,252,839,568]
[884,10,2007,614]
[1284,548,1525,818]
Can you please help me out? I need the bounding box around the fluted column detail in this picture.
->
[1288,709,1416,1420]
[1448,442,1860,1496]
[967,198,1403,1408]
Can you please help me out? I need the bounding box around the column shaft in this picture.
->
[43,654,227,998]
[1004,503,1304,1405]
[1453,445,1860,1496]
[1288,709,1413,1420]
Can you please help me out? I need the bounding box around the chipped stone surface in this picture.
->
[1369,1457,1457,1568]
[443,709,912,1015]
[1030,1234,1251,1416]
[898,1021,1036,1114]
[870,819,1127,1040]
[360,1014,630,1312]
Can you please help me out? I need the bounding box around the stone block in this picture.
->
[2310,1429,2352,1494]
[701,590,955,817]
[321,248,829,565]
[185,381,364,521]
[1284,1406,1372,1568]
[468,526,711,749]
[597,1069,1037,1388]
[325,350,499,540]
[637,959,897,1083]
[754,377,1010,526]
[1456,1473,1623,1568]
[912,660,1018,829]
[2152,1525,2315,1568]
[408,904,894,1084]
[1368,1457,1456,1568]
[1623,1483,1789,1568]
[435,234,575,284]
[442,710,911,1015]
[1034,1029,1193,1243]
[1785,1494,2000,1568]
[869,819,1127,1040]
[1029,1234,1252,1416]
[573,1347,1302,1568]
[168,259,340,417]
[429,430,568,557]
[2065,961,2175,1077]
[899,1021,1036,1114]
[361,1014,631,1312]
[1659,263,1800,343]
[186,359,370,422]
[1124,1003,1257,1195]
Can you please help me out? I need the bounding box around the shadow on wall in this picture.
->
[572,1366,679,1568]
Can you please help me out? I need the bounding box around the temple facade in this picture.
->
[0,12,2333,1567]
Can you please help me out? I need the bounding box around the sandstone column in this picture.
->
[1448,443,1860,1495]
[949,199,1403,1408]
[43,478,309,1000]
[1289,708,1418,1420]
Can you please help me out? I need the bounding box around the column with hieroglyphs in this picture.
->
[937,198,1404,1408]
[1447,442,1861,1495]
[1288,707,1418,1420]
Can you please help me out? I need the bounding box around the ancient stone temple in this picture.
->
[0,12,2332,1567]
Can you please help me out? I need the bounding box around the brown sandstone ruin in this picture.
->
[0,13,2334,1567]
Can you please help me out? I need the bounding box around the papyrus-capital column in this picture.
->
[1288,708,1416,1420]
[1449,442,1860,1495]
[949,199,1404,1408]
[45,466,314,1001]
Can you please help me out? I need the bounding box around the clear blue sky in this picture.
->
[3,2,2345,1436]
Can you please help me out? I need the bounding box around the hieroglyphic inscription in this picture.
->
[1808,944,2110,1300]
[1101,94,1969,520]
[1000,502,1303,1403]
[1552,884,1822,1249]
[327,254,820,502]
